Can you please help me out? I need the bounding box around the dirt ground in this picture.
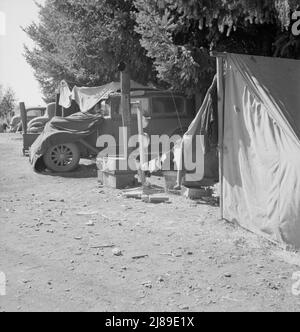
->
[0,133,300,312]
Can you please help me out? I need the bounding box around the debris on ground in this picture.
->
[90,244,115,249]
[122,187,169,204]
[76,211,99,216]
[132,255,149,260]
[2,134,300,312]
[112,248,123,257]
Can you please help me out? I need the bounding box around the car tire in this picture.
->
[43,143,80,173]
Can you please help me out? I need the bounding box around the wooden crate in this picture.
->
[97,156,137,189]
[182,187,213,200]
[101,170,137,189]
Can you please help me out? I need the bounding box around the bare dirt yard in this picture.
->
[0,133,300,312]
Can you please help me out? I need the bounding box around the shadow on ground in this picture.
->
[41,163,98,179]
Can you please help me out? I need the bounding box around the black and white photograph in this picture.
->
[1,0,300,315]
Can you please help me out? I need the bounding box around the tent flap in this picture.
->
[175,76,219,188]
[223,54,300,248]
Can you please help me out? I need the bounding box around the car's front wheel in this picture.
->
[43,143,80,173]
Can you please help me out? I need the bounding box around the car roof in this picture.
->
[108,90,187,99]
[26,107,46,111]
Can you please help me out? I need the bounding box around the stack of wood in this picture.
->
[122,186,169,204]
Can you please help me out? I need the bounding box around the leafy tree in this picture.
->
[25,0,300,100]
[0,87,16,121]
[134,0,300,95]
[24,0,158,102]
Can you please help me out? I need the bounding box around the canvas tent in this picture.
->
[213,53,300,249]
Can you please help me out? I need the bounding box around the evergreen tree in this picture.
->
[0,87,16,121]
[24,0,157,102]
[134,0,300,94]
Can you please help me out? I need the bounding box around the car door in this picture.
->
[95,96,139,156]
[146,95,191,136]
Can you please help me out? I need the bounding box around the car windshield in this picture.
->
[152,96,185,115]
[118,98,150,117]
[27,109,43,117]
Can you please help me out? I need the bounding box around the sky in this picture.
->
[0,0,45,106]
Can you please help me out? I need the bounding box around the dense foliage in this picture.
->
[24,0,157,102]
[134,0,300,94]
[25,0,300,100]
[0,86,16,122]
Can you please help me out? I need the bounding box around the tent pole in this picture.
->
[136,105,147,192]
[55,93,62,117]
[120,63,132,149]
[216,57,225,220]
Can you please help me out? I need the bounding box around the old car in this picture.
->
[27,103,56,133]
[9,116,22,133]
[9,107,46,133]
[30,82,195,173]
[21,103,56,156]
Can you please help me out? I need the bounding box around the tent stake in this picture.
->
[216,56,225,220]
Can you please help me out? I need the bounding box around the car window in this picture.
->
[27,109,43,117]
[118,98,150,117]
[152,97,185,115]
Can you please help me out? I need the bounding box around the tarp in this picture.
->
[222,53,300,248]
[60,80,155,113]
[30,112,104,170]
[59,81,72,109]
[175,76,219,188]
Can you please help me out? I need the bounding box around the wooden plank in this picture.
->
[132,255,149,260]
[142,195,169,204]
[210,51,227,58]
[122,190,143,199]
[216,57,225,220]
[120,64,132,144]
[90,244,115,249]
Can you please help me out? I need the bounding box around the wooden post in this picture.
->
[136,105,147,189]
[19,102,27,134]
[216,56,225,220]
[120,63,131,148]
